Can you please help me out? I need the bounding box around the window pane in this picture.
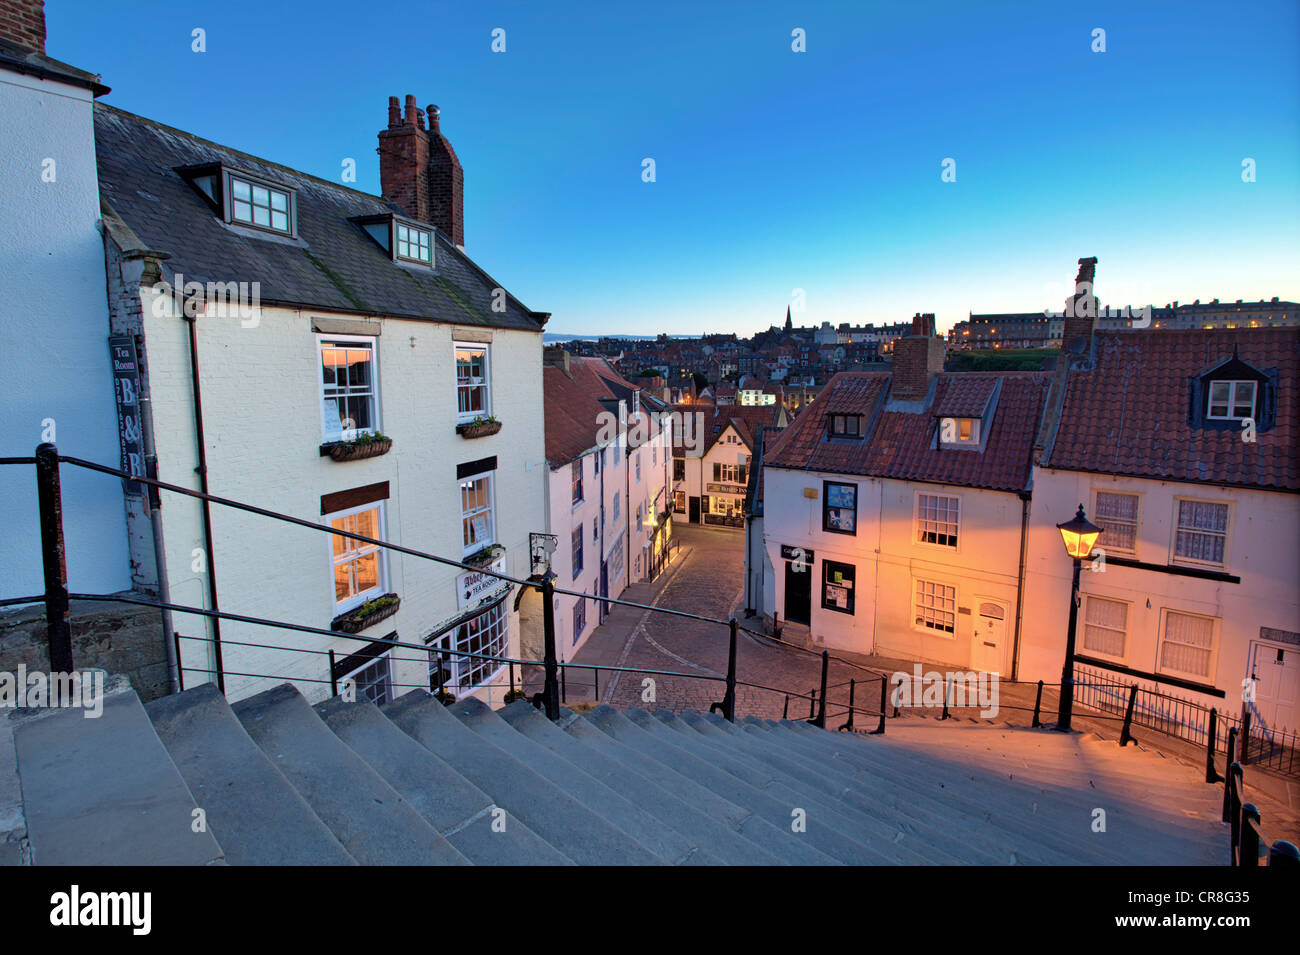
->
[231,178,251,200]
[270,190,287,211]
[232,200,252,222]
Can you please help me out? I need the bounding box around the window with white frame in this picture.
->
[455,344,490,421]
[1082,595,1128,660]
[229,173,292,234]
[1173,499,1228,566]
[328,504,385,613]
[1206,380,1256,420]
[427,600,509,696]
[341,653,393,705]
[320,338,378,441]
[1094,491,1139,555]
[395,223,432,264]
[1158,611,1217,681]
[916,493,960,548]
[914,579,956,634]
[939,417,980,446]
[460,473,495,555]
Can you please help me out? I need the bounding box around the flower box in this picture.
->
[321,435,392,462]
[463,544,506,569]
[456,419,502,439]
[331,593,400,633]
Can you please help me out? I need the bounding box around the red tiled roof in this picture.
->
[543,358,646,467]
[765,371,1049,493]
[1046,328,1300,491]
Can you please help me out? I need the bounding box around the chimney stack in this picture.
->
[891,313,945,402]
[1062,256,1098,353]
[377,95,465,246]
[543,346,571,376]
[0,0,46,53]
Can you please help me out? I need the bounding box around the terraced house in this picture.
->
[96,94,550,705]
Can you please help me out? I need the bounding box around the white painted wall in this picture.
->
[0,70,130,598]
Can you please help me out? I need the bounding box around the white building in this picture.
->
[673,403,788,526]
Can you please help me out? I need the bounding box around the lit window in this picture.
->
[427,600,509,696]
[917,493,959,548]
[1207,380,1256,420]
[1094,491,1139,555]
[460,473,495,555]
[571,461,584,504]
[914,579,956,634]
[1082,596,1127,660]
[395,223,431,263]
[341,653,393,706]
[455,344,490,421]
[328,504,385,613]
[1173,500,1228,566]
[229,174,292,234]
[940,417,980,446]
[320,337,378,441]
[1158,611,1217,681]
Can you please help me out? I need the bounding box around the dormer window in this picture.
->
[395,223,432,264]
[828,414,861,438]
[352,214,436,269]
[229,174,292,234]
[940,416,980,446]
[1207,380,1256,420]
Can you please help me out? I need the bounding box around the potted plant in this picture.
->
[463,543,505,569]
[456,415,502,439]
[331,592,400,633]
[323,430,393,462]
[503,688,527,705]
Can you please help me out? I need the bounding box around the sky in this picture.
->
[49,0,1300,337]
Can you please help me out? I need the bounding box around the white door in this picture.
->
[1249,641,1299,731]
[973,601,1006,675]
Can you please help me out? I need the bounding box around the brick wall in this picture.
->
[427,106,464,246]
[0,0,46,53]
[891,335,945,401]
[378,95,430,222]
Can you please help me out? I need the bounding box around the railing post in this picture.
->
[871,674,887,735]
[509,661,516,696]
[35,444,75,681]
[710,618,738,722]
[940,674,952,721]
[839,679,856,732]
[1240,711,1252,766]
[535,576,560,720]
[782,695,789,720]
[1206,707,1221,783]
[1119,684,1139,746]
[593,666,600,703]
[814,650,829,728]
[1228,762,1243,866]
[1268,840,1300,868]
[773,611,782,642]
[1032,680,1044,728]
[1240,803,1261,867]
[560,657,567,704]
[1222,727,1238,822]
[808,688,816,721]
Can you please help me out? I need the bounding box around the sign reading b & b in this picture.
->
[108,336,144,496]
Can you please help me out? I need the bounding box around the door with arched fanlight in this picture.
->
[973,600,1006,675]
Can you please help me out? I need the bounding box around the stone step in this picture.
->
[233,684,468,866]
[315,696,573,866]
[147,684,356,866]
[15,687,224,865]
[449,697,718,865]
[499,701,786,865]
[582,705,844,864]
[383,690,663,865]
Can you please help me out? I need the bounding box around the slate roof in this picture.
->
[1045,328,1300,492]
[0,36,109,94]
[93,105,545,332]
[764,371,1050,493]
[544,359,654,467]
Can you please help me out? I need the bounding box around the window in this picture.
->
[573,598,586,645]
[828,414,861,437]
[571,461,584,504]
[395,223,431,264]
[594,450,601,475]
[320,337,377,440]
[823,482,857,534]
[822,560,855,615]
[636,503,642,527]
[1158,611,1217,681]
[940,417,980,446]
[635,454,641,483]
[916,493,959,548]
[652,443,657,466]
[329,504,385,613]
[228,173,293,234]
[1093,491,1139,555]
[1207,380,1256,420]
[1082,596,1127,660]
[612,492,620,523]
[713,463,749,485]
[460,473,494,555]
[673,490,686,512]
[914,579,956,634]
[428,600,509,696]
[592,518,598,543]
[1173,499,1228,566]
[341,653,393,706]
[674,459,686,482]
[572,526,584,578]
[456,344,490,421]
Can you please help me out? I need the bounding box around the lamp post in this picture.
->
[1055,504,1103,731]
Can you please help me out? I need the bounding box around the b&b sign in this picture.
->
[109,336,145,496]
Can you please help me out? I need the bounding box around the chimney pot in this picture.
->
[404,94,420,126]
[387,96,400,127]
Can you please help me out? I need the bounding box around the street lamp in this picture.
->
[1055,504,1103,730]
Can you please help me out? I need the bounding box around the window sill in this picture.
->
[456,419,502,439]
[463,543,505,569]
[321,436,392,461]
[331,593,400,633]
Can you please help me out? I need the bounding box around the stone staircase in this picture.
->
[1,679,1227,865]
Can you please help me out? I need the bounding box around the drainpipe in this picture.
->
[183,308,225,693]
[133,333,180,695]
[1010,490,1031,681]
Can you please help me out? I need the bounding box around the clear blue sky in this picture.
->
[50,0,1300,336]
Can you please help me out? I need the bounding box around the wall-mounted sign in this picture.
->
[108,336,144,496]
[457,554,509,609]
[780,545,814,562]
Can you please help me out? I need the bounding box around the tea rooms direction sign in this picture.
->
[108,336,144,496]
[457,555,510,610]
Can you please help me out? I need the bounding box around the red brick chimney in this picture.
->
[891,313,946,401]
[1062,256,1098,352]
[377,95,465,247]
[0,0,46,53]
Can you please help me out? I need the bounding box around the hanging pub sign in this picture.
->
[108,336,145,496]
